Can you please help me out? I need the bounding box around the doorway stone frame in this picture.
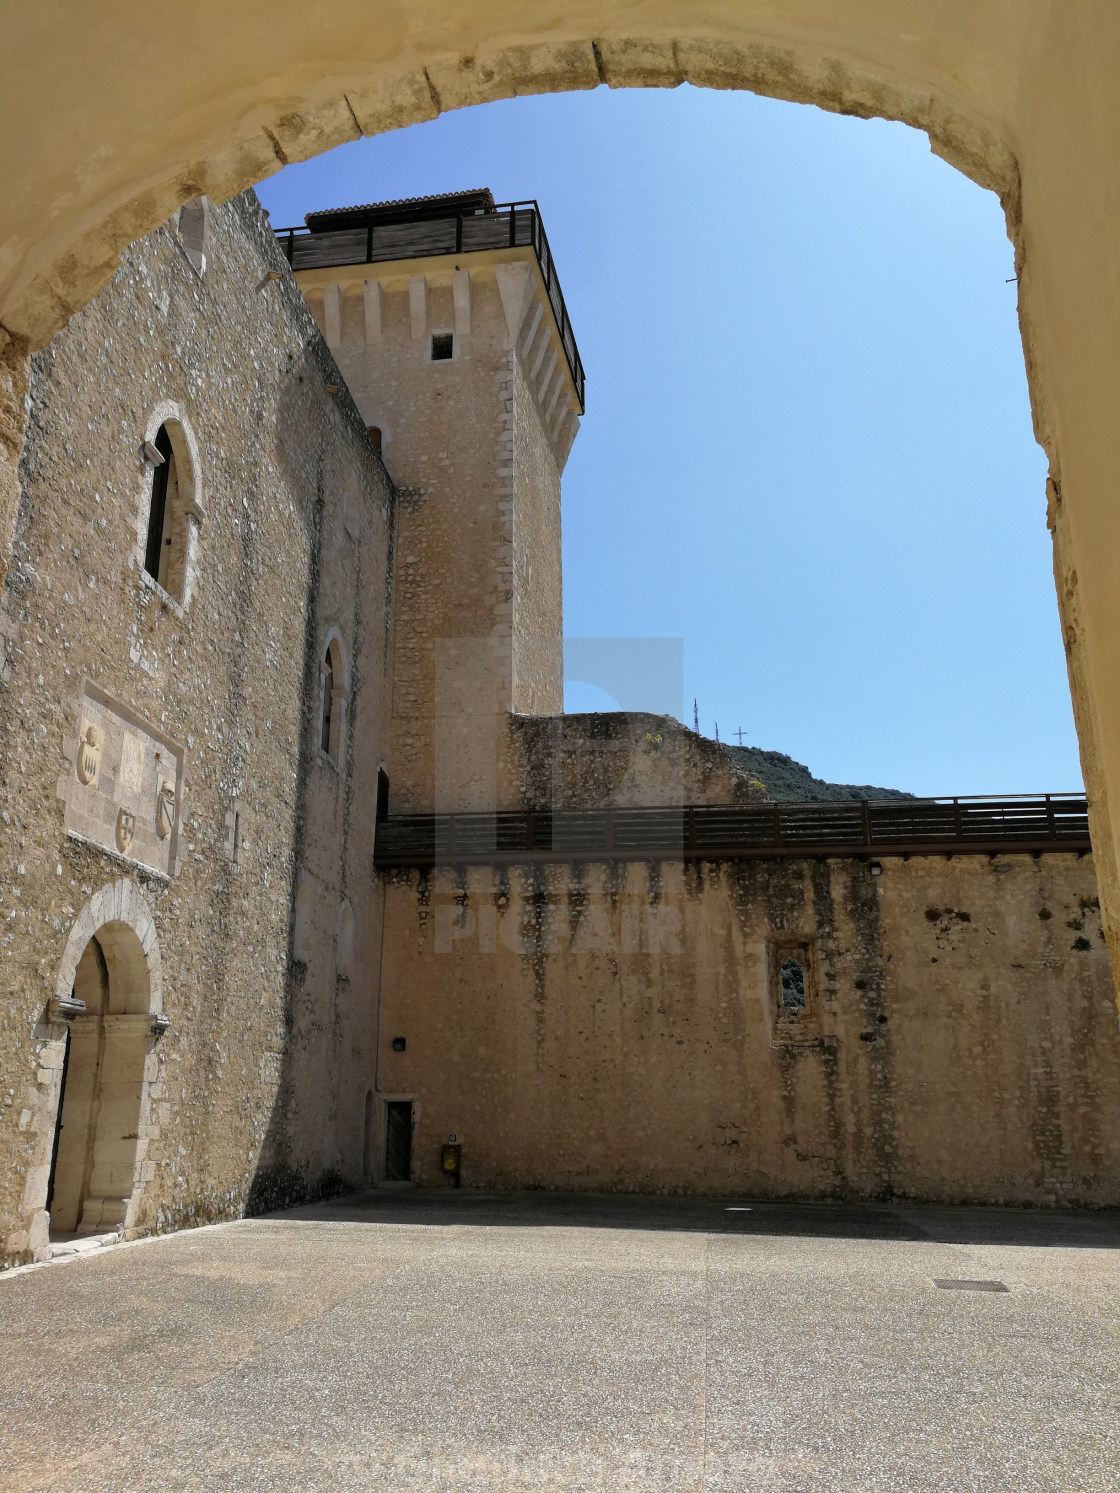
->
[21,878,164,1262]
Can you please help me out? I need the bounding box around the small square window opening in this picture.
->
[430,333,454,361]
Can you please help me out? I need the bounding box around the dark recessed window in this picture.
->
[143,422,191,599]
[320,647,334,754]
[367,425,382,449]
[430,333,453,361]
[143,424,174,581]
[779,957,807,1010]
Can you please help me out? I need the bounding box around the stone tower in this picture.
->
[285,189,584,813]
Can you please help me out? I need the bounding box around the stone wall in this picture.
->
[0,192,394,1266]
[297,250,576,815]
[506,711,764,809]
[376,850,1120,1205]
[509,351,563,717]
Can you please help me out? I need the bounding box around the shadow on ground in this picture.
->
[269,1186,1120,1248]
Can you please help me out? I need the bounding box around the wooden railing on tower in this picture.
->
[273,201,585,412]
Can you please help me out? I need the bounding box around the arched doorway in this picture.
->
[42,881,165,1243]
[47,921,155,1237]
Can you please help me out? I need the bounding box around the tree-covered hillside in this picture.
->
[724,744,913,802]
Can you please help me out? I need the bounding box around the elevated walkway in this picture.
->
[373,793,1091,868]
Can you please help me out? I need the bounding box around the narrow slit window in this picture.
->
[430,333,453,361]
[321,651,334,753]
[142,419,194,602]
[143,424,174,582]
[363,1090,375,1175]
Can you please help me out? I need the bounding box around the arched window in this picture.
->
[177,196,210,276]
[142,417,200,604]
[318,633,349,764]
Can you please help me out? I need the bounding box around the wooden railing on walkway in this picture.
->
[373,794,1091,868]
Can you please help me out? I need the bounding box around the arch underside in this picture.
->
[1,30,1019,351]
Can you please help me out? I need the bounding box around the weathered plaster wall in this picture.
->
[0,194,394,1266]
[376,851,1120,1204]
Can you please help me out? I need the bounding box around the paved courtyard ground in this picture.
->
[1,1190,1118,1492]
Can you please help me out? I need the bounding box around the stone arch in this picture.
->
[2,31,1028,353]
[31,880,165,1252]
[137,401,205,612]
[54,877,163,1014]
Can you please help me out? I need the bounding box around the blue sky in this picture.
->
[256,84,1081,797]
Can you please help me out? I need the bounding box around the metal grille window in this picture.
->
[780,958,807,1010]
[770,941,818,1045]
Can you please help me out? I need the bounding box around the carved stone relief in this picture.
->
[58,684,185,877]
[76,723,102,787]
[155,775,176,840]
[115,808,135,855]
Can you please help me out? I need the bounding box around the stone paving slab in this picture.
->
[1,1191,1118,1492]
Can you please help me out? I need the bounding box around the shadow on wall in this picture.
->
[245,338,340,1217]
[242,325,389,1219]
[259,1186,1120,1250]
